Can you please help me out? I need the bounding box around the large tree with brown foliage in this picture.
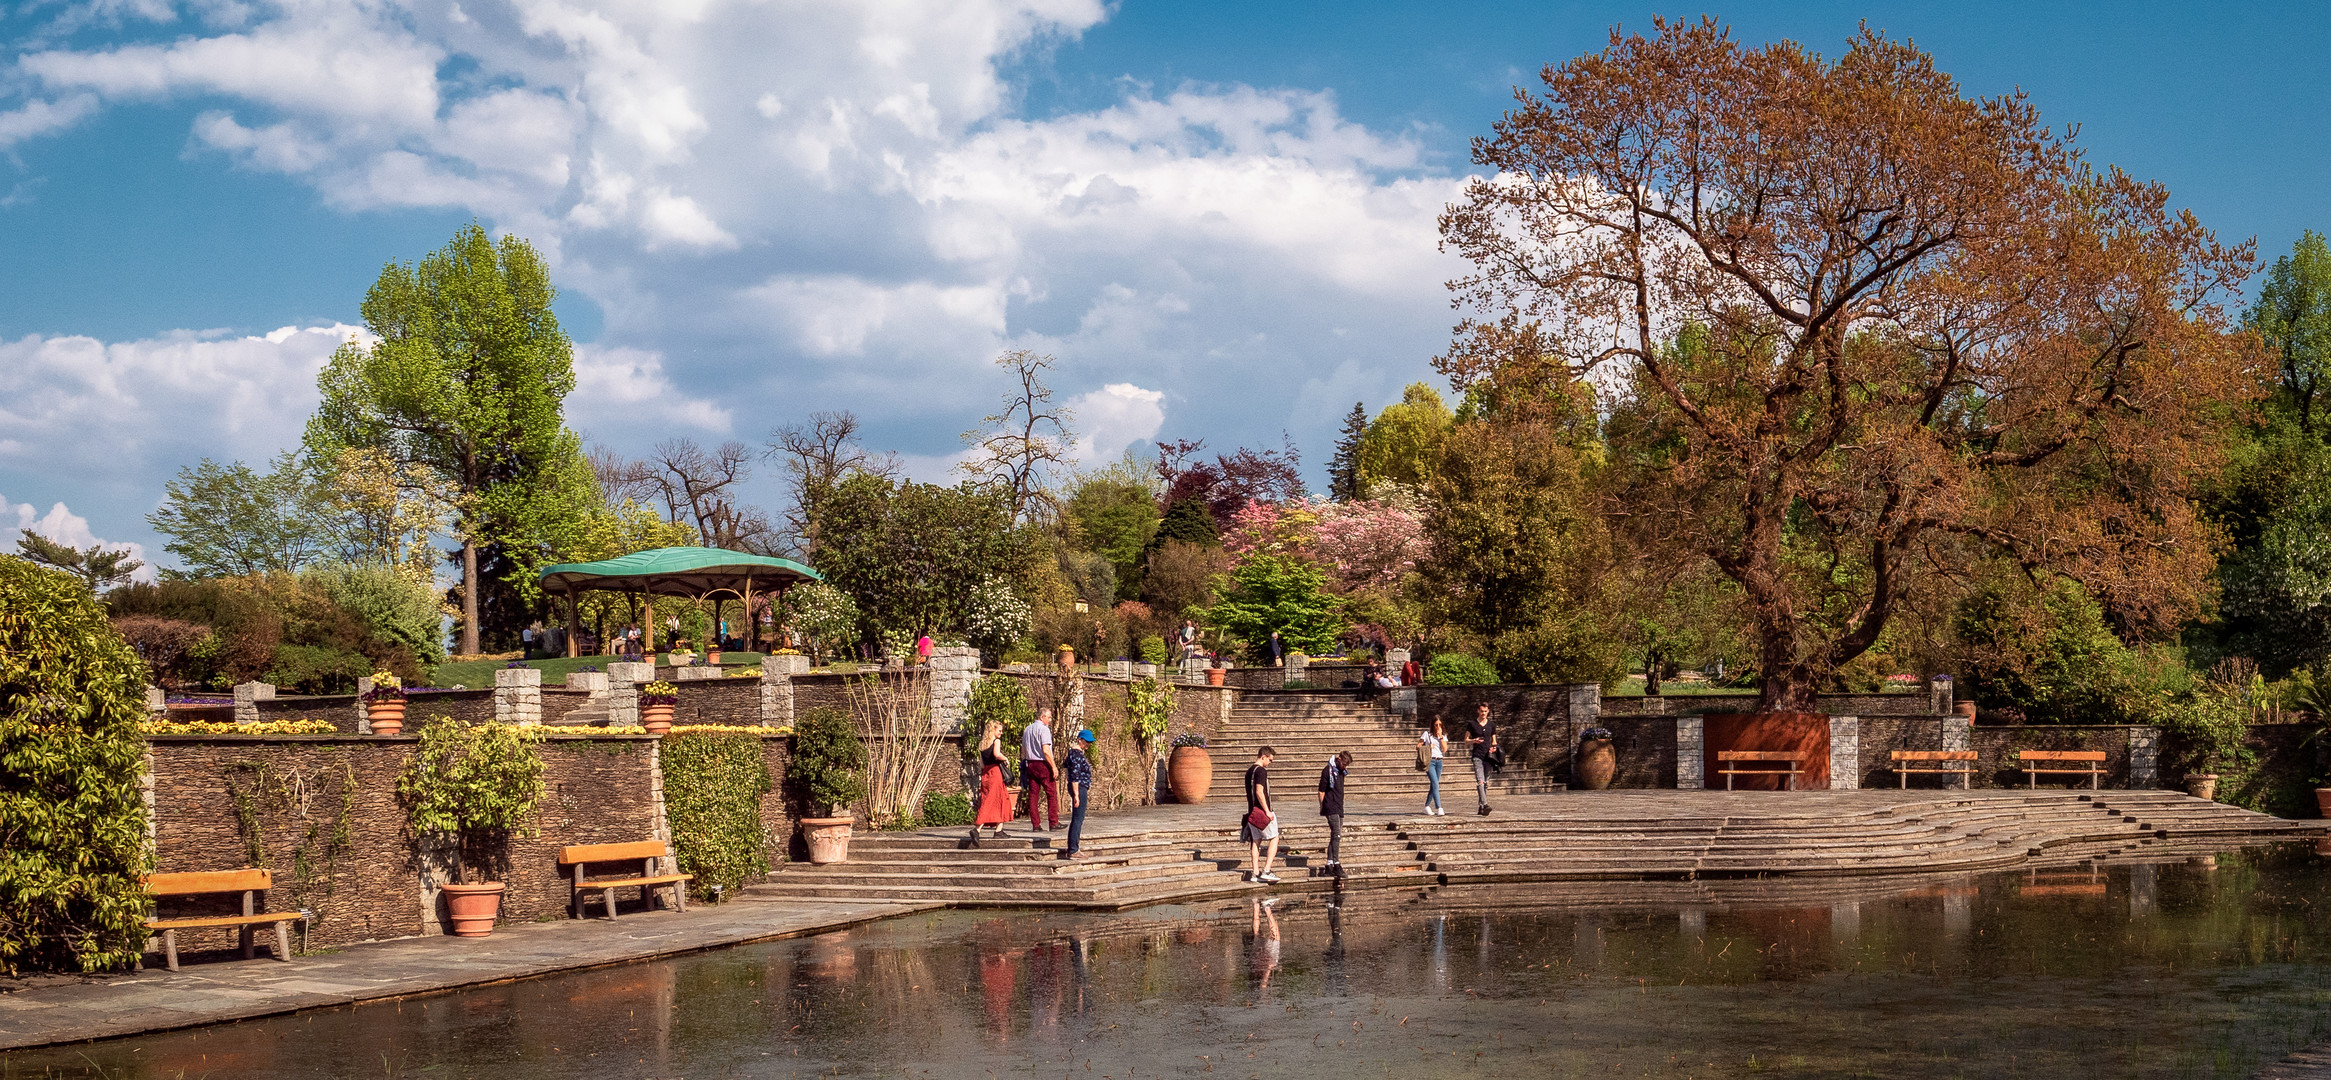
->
[1438,19,2263,710]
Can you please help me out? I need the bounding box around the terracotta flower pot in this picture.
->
[641,703,675,735]
[440,881,506,937]
[2315,788,2330,819]
[2185,774,2220,801]
[708,649,723,666]
[802,817,853,864]
[1206,667,1226,687]
[1167,745,1212,804]
[1576,738,1617,790]
[367,701,406,736]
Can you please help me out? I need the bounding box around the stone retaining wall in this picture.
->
[670,677,764,727]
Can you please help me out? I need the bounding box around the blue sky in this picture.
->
[2,1,2326,574]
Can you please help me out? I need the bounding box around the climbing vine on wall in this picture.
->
[224,754,358,920]
[658,731,772,898]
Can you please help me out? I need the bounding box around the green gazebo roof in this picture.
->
[537,546,821,598]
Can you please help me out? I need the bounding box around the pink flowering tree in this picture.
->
[1220,500,1317,570]
[1310,499,1428,593]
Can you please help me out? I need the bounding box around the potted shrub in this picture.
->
[639,680,679,735]
[787,706,866,863]
[362,672,407,735]
[1167,732,1211,804]
[398,716,547,937]
[1575,726,1617,790]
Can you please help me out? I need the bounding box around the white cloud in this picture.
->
[1067,383,1165,464]
[1,0,1471,534]
[1,493,154,583]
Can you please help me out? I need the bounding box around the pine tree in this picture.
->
[1328,402,1367,502]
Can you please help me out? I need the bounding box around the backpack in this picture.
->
[1415,738,1429,771]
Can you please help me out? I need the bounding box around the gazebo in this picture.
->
[537,546,822,657]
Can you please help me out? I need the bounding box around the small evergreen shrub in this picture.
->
[659,730,772,897]
[786,706,867,814]
[0,557,152,974]
[966,674,1035,756]
[920,792,973,827]
[397,716,548,884]
[1425,652,1499,686]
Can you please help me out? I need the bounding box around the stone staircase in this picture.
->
[1204,690,1564,806]
[749,830,1255,909]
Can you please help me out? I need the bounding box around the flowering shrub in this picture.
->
[1221,501,1318,569]
[726,668,763,678]
[1309,498,1428,592]
[963,575,1031,661]
[1170,732,1209,748]
[1580,726,1614,742]
[142,718,339,736]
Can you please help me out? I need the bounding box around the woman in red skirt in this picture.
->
[970,720,1014,846]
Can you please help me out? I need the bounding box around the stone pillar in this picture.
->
[1827,715,1860,790]
[760,654,804,729]
[928,647,978,733]
[145,686,165,717]
[354,676,375,735]
[1566,684,1601,727]
[565,671,610,694]
[1180,657,1207,684]
[1068,675,1088,727]
[2128,725,2160,789]
[494,666,542,726]
[1675,715,1704,790]
[1286,652,1308,685]
[1132,662,1158,681]
[1942,708,1971,753]
[1106,659,1131,679]
[233,680,274,724]
[608,661,655,728]
[1930,676,1955,718]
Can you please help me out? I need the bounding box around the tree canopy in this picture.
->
[1438,18,2261,709]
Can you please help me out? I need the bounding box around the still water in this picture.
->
[10,843,2331,1079]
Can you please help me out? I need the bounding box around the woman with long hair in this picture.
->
[1418,715,1449,816]
[971,720,1014,846]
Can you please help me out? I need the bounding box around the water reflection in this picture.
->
[12,842,2331,1079]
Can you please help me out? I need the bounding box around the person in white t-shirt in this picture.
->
[1417,715,1450,816]
[1021,708,1061,831]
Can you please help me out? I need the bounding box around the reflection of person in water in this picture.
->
[978,944,1018,1044]
[1324,904,1347,998]
[1248,898,1281,992]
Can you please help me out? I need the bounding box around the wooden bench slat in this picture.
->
[1892,751,1977,761]
[148,869,271,895]
[578,873,692,889]
[561,841,670,864]
[2016,750,2106,761]
[146,913,301,930]
[1716,751,1801,761]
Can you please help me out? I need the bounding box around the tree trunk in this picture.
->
[461,539,481,656]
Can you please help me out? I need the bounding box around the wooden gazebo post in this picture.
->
[564,581,581,658]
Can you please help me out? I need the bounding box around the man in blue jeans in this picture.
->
[1063,728,1096,859]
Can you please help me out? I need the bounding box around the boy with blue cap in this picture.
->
[1063,728,1097,860]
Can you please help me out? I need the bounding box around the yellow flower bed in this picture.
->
[726,668,764,678]
[142,718,340,736]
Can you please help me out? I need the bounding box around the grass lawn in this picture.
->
[429,652,772,689]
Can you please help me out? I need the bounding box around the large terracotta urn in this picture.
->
[1206,667,1226,687]
[2185,774,2220,801]
[641,703,675,735]
[2316,788,2331,819]
[1168,746,1212,804]
[802,817,853,864]
[367,701,406,736]
[1576,737,1617,790]
[440,881,506,937]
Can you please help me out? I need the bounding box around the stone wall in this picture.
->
[669,677,764,727]
[401,689,495,725]
[540,689,595,725]
[252,694,361,733]
[145,734,662,957]
[1600,692,1936,717]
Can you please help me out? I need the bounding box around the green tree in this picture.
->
[304,223,585,655]
[1150,495,1218,549]
[1328,402,1368,502]
[1356,383,1453,491]
[1198,554,1343,658]
[811,474,1021,645]
[1421,420,1619,684]
[11,534,143,592]
[1066,469,1160,601]
[0,557,152,973]
[147,454,332,578]
[2251,231,2331,435]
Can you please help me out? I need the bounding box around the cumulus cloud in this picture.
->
[1,0,1471,545]
[1067,383,1166,464]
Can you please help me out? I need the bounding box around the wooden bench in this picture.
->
[145,869,299,971]
[1716,750,1804,790]
[560,841,692,920]
[2017,749,2106,789]
[1891,750,1977,788]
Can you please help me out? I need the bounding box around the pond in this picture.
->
[10,842,2331,1079]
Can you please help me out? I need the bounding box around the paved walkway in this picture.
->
[0,895,933,1052]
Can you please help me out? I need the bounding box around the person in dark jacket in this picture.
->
[1063,729,1096,860]
[1242,746,1281,884]
[1316,750,1352,876]
[1466,703,1500,815]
